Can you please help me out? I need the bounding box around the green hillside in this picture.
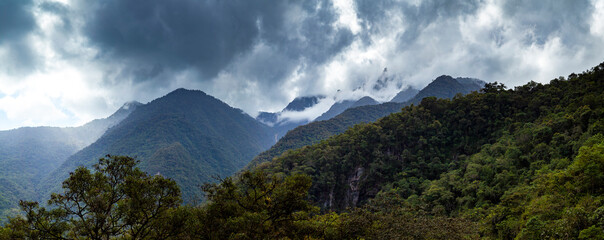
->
[0,102,139,221]
[38,89,275,203]
[255,62,604,238]
[6,63,604,239]
[247,75,484,169]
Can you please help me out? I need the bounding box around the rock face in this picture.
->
[320,166,366,210]
[346,166,365,208]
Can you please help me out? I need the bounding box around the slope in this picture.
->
[258,62,604,238]
[257,95,326,140]
[389,86,419,103]
[247,76,484,168]
[314,96,379,122]
[39,89,275,203]
[0,102,140,220]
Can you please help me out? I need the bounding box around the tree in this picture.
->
[5,155,181,239]
[192,170,315,239]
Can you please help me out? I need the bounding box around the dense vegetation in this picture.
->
[38,89,275,205]
[1,156,476,239]
[3,63,603,239]
[314,96,379,122]
[0,102,139,221]
[255,62,604,238]
[247,75,484,169]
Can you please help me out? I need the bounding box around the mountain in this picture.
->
[315,96,379,122]
[247,76,484,169]
[254,63,604,239]
[0,102,140,219]
[390,87,419,103]
[256,95,326,140]
[38,89,275,203]
[408,75,484,104]
[256,112,278,125]
[283,96,324,111]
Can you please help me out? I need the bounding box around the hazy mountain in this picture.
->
[283,96,325,111]
[315,96,379,122]
[247,76,484,168]
[390,87,419,103]
[0,102,140,219]
[39,89,275,203]
[408,75,485,104]
[256,95,326,140]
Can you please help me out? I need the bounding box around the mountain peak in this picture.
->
[167,88,207,96]
[283,95,326,112]
[433,75,455,82]
[120,101,142,110]
[352,96,379,108]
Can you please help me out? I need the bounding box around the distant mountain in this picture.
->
[247,76,484,169]
[256,95,326,139]
[315,96,379,122]
[39,89,275,203]
[390,87,419,103]
[283,96,324,111]
[408,75,484,104]
[0,102,140,219]
[256,112,278,125]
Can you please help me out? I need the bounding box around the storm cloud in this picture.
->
[0,0,603,129]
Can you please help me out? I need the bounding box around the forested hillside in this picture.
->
[314,96,379,122]
[0,102,140,220]
[247,76,484,169]
[256,62,604,238]
[38,89,275,204]
[4,63,604,239]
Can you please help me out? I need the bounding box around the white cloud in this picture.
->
[591,0,604,38]
[278,97,336,123]
[332,0,362,34]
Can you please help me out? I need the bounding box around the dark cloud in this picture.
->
[83,0,261,79]
[39,1,70,15]
[0,0,35,43]
[2,0,604,129]
[0,0,38,75]
[78,0,354,85]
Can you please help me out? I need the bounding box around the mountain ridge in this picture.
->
[247,76,485,169]
[0,101,140,220]
[38,88,275,203]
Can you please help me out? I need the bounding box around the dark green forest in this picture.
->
[2,62,604,239]
[37,89,275,206]
[248,75,483,169]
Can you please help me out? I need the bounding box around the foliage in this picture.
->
[38,89,275,205]
[248,75,483,169]
[2,155,181,239]
[4,62,604,239]
[255,62,604,238]
[0,102,140,222]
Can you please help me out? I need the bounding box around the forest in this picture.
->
[2,62,604,239]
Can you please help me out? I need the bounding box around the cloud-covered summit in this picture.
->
[1,0,604,130]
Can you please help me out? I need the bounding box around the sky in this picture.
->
[1,0,604,130]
